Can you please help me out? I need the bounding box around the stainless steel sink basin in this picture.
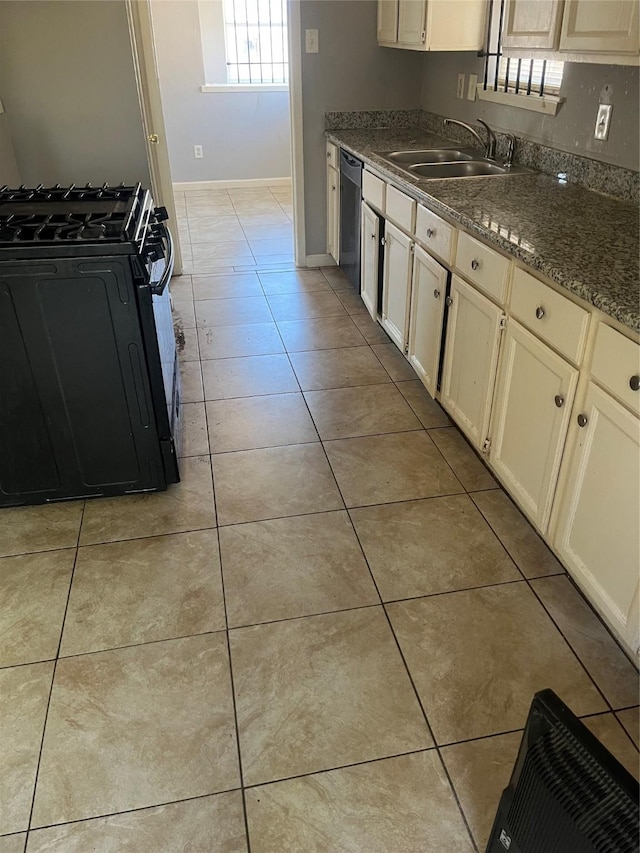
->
[408,160,532,179]
[380,148,479,165]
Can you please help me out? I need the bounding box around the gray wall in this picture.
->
[152,0,291,183]
[300,0,423,256]
[420,52,640,170]
[0,0,150,187]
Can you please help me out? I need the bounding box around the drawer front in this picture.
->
[455,231,510,303]
[362,169,385,213]
[415,204,454,265]
[510,267,590,364]
[326,142,338,169]
[385,184,416,233]
[592,322,640,415]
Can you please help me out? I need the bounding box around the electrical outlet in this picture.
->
[305,29,319,53]
[194,145,203,159]
[456,74,465,99]
[594,104,612,140]
[467,73,478,101]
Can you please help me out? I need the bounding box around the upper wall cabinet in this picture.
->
[377,0,486,51]
[502,0,564,50]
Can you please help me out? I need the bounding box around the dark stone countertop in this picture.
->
[327,128,640,334]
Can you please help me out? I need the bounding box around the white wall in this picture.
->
[151,0,291,183]
[0,0,150,188]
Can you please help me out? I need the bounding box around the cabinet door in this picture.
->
[327,164,339,264]
[552,382,640,654]
[381,221,413,352]
[490,320,578,533]
[441,275,503,450]
[360,201,380,320]
[407,245,447,397]
[502,0,563,49]
[559,0,639,53]
[378,0,399,43]
[397,0,426,45]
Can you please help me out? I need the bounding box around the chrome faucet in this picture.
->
[476,119,497,159]
[443,117,496,160]
[504,133,517,167]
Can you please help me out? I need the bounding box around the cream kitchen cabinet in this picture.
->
[552,381,640,654]
[441,274,504,450]
[503,0,564,50]
[407,245,448,397]
[326,144,339,264]
[489,319,578,533]
[380,220,413,351]
[377,0,486,51]
[361,201,382,320]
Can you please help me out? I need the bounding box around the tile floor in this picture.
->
[1,186,638,852]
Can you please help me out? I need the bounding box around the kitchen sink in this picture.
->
[408,160,533,179]
[380,148,479,165]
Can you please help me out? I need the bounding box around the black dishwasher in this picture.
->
[339,150,363,290]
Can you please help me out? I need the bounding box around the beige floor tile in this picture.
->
[321,267,351,290]
[61,530,225,656]
[207,394,318,453]
[245,750,473,853]
[213,444,343,526]
[26,791,247,853]
[277,316,367,352]
[583,713,640,780]
[230,607,432,785]
[232,199,283,215]
[238,212,290,227]
[0,662,54,835]
[201,354,298,401]
[179,361,204,403]
[31,634,239,827]
[266,291,347,322]
[242,223,292,242]
[228,188,275,201]
[289,346,391,391]
[0,550,75,667]
[172,297,196,329]
[176,326,200,362]
[186,201,236,218]
[429,427,497,491]
[186,213,238,232]
[190,219,245,244]
[471,490,564,578]
[198,323,284,360]
[220,511,378,627]
[396,381,451,428]
[335,287,369,316]
[195,296,273,328]
[80,456,215,546]
[0,834,26,853]
[0,501,83,558]
[180,402,209,457]
[351,495,520,601]
[192,272,263,300]
[441,731,522,851]
[168,273,193,298]
[248,253,295,269]
[258,270,329,295]
[617,707,640,748]
[387,583,607,744]
[324,431,463,508]
[531,575,639,710]
[370,343,416,381]
[351,313,392,344]
[192,242,254,263]
[305,384,421,440]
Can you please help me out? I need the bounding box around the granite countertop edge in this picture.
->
[327,129,640,335]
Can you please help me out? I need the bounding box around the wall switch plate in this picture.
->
[305,29,319,53]
[467,73,478,101]
[594,104,612,140]
[456,74,465,99]
[194,145,203,159]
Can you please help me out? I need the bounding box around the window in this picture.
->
[223,0,288,85]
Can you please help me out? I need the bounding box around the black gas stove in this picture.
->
[0,183,181,506]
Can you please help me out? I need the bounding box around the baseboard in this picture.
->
[305,253,336,267]
[173,177,292,191]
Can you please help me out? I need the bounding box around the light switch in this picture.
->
[594,104,612,140]
[467,74,478,101]
[305,29,319,53]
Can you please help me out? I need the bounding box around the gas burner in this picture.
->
[0,182,137,203]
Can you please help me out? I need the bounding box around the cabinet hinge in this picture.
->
[380,237,386,247]
[421,30,426,43]
[499,314,507,330]
[403,344,409,356]
[482,438,491,454]
[410,243,415,254]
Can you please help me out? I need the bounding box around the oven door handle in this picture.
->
[150,225,174,296]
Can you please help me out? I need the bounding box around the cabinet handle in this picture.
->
[554,395,564,408]
[577,413,588,428]
[433,289,440,299]
[446,296,453,306]
[426,228,434,238]
[630,375,640,391]
[535,306,545,320]
[470,258,480,271]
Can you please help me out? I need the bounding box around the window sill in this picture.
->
[201,84,289,93]
[476,84,563,116]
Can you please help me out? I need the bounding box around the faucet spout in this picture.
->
[443,118,486,153]
[476,119,497,159]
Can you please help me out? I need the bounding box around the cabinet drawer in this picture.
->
[510,267,590,365]
[415,204,454,264]
[385,184,416,233]
[591,323,640,415]
[326,142,338,169]
[455,231,509,303]
[363,169,385,212]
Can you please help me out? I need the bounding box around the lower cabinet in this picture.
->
[407,244,447,397]
[441,274,503,450]
[552,381,640,654]
[489,320,578,534]
[360,201,381,320]
[381,220,413,351]
[327,163,339,264]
